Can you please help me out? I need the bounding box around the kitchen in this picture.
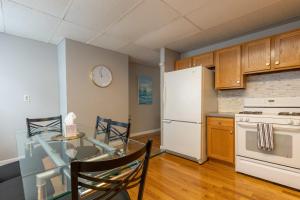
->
[1,0,300,199]
[161,26,300,191]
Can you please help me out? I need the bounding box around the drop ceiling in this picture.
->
[1,0,300,65]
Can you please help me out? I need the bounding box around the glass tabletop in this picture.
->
[15,125,145,200]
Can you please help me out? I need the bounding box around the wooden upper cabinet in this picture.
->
[192,52,214,68]
[273,29,300,70]
[243,38,271,74]
[215,45,244,89]
[175,58,192,70]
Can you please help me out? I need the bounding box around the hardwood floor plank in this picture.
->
[128,153,300,200]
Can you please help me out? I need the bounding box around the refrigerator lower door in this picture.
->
[163,120,201,160]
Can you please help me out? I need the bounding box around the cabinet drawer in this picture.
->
[207,117,234,127]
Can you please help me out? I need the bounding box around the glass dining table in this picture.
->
[15,125,145,200]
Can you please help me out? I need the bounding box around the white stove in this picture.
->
[235,97,300,190]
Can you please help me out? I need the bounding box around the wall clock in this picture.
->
[90,65,113,88]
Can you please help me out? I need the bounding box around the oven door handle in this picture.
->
[237,122,300,132]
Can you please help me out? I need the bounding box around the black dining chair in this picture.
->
[94,116,111,139]
[70,139,152,200]
[26,115,62,137]
[108,120,131,143]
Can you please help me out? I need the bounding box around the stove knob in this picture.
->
[245,118,250,122]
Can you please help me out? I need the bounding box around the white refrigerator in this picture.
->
[162,66,217,163]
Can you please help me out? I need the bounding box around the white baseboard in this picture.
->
[0,157,20,166]
[130,128,161,138]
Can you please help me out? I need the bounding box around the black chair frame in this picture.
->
[108,120,131,143]
[71,140,152,200]
[26,115,62,137]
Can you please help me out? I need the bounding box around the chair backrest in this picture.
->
[108,120,131,142]
[26,115,62,137]
[94,116,111,138]
[71,139,152,200]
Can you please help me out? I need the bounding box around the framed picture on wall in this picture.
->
[138,75,153,105]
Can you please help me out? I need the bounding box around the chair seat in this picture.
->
[0,161,21,182]
[60,190,130,200]
[91,190,131,200]
[0,176,25,200]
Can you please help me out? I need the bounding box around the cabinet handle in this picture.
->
[266,62,270,66]
[275,61,280,65]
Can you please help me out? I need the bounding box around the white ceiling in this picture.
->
[1,0,300,66]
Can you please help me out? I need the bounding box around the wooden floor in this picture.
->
[128,153,300,200]
[131,132,162,156]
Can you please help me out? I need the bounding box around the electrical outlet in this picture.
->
[24,95,31,103]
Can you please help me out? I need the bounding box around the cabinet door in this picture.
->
[175,58,192,70]
[273,30,300,69]
[192,52,214,68]
[243,38,271,73]
[215,45,244,89]
[207,124,234,164]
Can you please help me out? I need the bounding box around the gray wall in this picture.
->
[0,33,59,162]
[129,63,160,133]
[63,39,129,132]
[182,19,300,112]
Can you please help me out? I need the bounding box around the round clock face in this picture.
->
[90,66,112,87]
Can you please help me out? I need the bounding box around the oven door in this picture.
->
[236,122,300,169]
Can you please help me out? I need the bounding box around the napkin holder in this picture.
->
[63,124,78,137]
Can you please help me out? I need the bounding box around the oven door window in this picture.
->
[245,131,292,158]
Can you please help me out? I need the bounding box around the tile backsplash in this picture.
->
[218,70,300,113]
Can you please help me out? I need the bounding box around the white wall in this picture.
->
[0,33,59,162]
[61,39,129,133]
[129,63,160,133]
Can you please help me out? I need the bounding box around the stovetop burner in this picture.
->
[278,112,300,116]
[239,111,263,115]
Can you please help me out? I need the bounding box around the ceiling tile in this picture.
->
[186,0,279,30]
[135,18,199,49]
[106,0,179,41]
[166,30,227,52]
[162,0,210,15]
[167,0,300,53]
[9,0,71,18]
[118,44,160,65]
[65,0,142,32]
[89,34,130,51]
[3,0,61,42]
[51,21,96,44]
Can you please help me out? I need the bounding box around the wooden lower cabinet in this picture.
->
[207,117,234,164]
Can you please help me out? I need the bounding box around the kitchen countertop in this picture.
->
[206,112,236,118]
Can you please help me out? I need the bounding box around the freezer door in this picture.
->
[163,120,201,160]
[164,67,202,123]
